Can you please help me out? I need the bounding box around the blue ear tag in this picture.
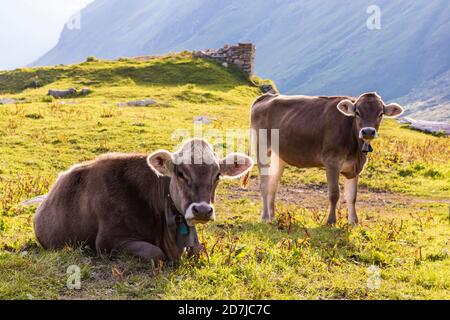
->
[178,223,189,236]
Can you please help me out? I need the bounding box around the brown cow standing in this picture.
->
[241,92,403,225]
[34,139,253,262]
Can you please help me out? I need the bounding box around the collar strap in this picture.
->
[167,193,182,215]
[167,193,189,236]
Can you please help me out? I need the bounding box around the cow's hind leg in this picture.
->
[257,132,272,222]
[325,164,340,225]
[259,151,285,222]
[344,176,358,225]
[266,153,285,221]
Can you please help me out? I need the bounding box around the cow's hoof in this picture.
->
[261,211,271,222]
[325,219,336,226]
[348,220,358,226]
[261,215,274,223]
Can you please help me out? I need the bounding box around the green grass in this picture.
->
[0,53,449,299]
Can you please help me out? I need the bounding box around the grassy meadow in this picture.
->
[0,53,449,299]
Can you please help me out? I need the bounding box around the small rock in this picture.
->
[259,84,277,94]
[0,98,16,104]
[193,116,212,125]
[222,62,228,68]
[126,99,157,107]
[80,88,91,95]
[48,88,77,98]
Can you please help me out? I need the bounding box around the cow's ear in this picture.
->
[147,150,174,177]
[337,99,356,116]
[219,153,253,179]
[383,103,404,118]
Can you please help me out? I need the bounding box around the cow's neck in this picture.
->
[168,195,199,250]
[161,191,199,260]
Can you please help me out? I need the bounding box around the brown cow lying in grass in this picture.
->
[34,139,253,262]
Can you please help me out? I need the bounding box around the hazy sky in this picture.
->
[0,0,93,70]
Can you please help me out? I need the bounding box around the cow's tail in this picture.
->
[22,195,47,206]
[240,94,276,189]
[240,130,252,189]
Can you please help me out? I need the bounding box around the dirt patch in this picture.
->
[226,178,448,213]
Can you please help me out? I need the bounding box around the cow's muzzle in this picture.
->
[185,202,215,226]
[359,127,378,141]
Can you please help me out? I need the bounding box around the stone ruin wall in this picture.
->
[193,43,255,76]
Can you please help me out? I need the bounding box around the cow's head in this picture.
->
[337,92,403,142]
[147,139,253,226]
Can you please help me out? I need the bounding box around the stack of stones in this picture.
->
[193,43,255,76]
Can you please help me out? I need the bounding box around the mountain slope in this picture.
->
[397,70,450,120]
[34,0,450,118]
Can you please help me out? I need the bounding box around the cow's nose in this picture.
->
[192,203,214,220]
[361,127,377,139]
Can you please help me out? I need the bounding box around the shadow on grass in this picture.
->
[210,219,356,265]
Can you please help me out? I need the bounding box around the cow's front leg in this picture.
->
[96,237,166,262]
[325,164,340,225]
[259,172,271,222]
[116,240,166,262]
[344,176,358,225]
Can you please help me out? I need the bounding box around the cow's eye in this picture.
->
[378,112,383,118]
[355,110,361,117]
[215,173,221,181]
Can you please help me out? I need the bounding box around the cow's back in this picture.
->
[34,162,98,249]
[251,94,357,167]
